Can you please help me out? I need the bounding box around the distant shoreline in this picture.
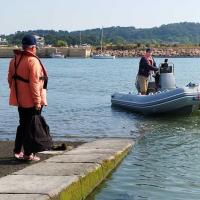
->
[2,46,200,58]
[93,47,200,58]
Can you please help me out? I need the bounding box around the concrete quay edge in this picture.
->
[0,138,135,200]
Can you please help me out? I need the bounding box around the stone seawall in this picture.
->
[93,47,200,57]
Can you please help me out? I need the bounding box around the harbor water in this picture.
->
[1,58,200,199]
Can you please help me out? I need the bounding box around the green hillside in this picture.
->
[3,22,200,46]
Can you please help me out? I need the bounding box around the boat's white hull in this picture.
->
[50,54,65,58]
[93,54,115,59]
[111,86,200,115]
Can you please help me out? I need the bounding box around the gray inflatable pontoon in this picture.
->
[111,60,200,115]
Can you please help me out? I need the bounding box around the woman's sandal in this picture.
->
[23,154,40,161]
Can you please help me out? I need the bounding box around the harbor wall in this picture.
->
[68,47,91,58]
[0,47,92,58]
[3,46,200,58]
[0,47,14,58]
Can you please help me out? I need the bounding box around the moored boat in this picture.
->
[93,54,115,59]
[93,27,115,59]
[50,49,65,58]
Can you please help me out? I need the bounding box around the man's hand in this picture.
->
[35,105,41,110]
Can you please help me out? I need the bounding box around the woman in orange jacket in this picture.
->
[8,34,48,161]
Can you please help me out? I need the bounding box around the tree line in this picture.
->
[2,22,200,47]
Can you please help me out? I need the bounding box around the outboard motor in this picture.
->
[159,59,176,90]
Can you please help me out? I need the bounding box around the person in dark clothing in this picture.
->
[136,48,158,95]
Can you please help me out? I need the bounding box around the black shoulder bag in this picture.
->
[28,113,53,152]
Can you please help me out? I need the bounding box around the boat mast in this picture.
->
[100,26,103,53]
[79,31,82,46]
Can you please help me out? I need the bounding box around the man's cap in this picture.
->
[146,48,152,52]
[22,34,37,46]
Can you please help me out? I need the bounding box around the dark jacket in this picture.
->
[138,56,158,77]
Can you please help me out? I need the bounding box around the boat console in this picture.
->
[160,59,173,73]
[147,59,176,93]
[159,59,176,90]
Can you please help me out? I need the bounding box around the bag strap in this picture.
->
[13,74,29,83]
[27,52,47,77]
[13,50,48,92]
[25,52,48,89]
[14,55,23,105]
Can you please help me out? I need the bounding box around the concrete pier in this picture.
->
[0,138,134,200]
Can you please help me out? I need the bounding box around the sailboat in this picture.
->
[92,27,115,59]
[50,48,65,58]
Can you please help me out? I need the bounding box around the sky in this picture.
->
[1,0,200,35]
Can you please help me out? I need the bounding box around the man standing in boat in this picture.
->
[136,48,158,95]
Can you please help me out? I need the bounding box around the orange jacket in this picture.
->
[8,50,47,108]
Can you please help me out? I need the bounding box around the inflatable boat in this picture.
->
[111,60,200,115]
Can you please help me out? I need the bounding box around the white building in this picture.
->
[0,37,8,45]
[34,35,45,48]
